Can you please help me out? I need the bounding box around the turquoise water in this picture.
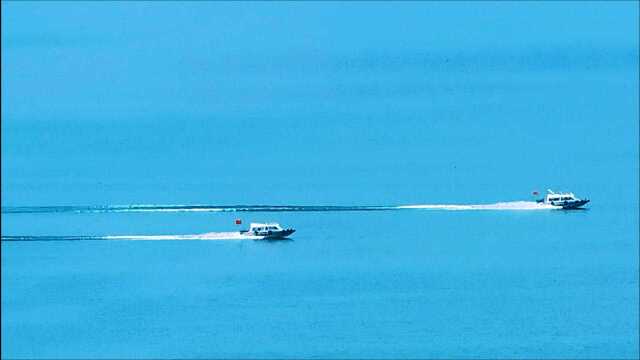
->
[2,2,639,358]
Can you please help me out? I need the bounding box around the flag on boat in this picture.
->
[532,191,539,196]
[235,219,242,225]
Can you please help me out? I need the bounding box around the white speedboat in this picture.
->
[240,223,295,239]
[536,189,590,209]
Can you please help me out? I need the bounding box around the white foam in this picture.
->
[104,232,262,241]
[116,208,226,213]
[397,201,560,211]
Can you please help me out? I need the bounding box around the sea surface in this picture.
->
[2,2,639,358]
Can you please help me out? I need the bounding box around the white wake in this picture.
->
[397,201,560,211]
[104,232,263,241]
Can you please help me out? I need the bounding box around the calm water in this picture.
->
[2,2,639,358]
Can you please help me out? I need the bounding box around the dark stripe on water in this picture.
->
[1,235,106,242]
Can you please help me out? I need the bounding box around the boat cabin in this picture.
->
[248,223,283,234]
[544,190,577,204]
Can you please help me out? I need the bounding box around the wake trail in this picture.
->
[1,232,263,242]
[1,201,561,242]
[1,201,559,214]
[398,201,559,211]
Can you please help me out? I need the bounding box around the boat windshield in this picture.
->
[249,224,282,232]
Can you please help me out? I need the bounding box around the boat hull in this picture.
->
[560,199,590,209]
[261,229,296,239]
[241,229,296,239]
[536,198,590,209]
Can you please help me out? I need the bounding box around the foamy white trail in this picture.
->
[2,200,563,214]
[398,201,560,211]
[104,232,263,241]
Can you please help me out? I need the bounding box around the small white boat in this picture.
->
[536,189,590,209]
[240,223,295,239]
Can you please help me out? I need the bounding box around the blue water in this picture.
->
[2,2,639,358]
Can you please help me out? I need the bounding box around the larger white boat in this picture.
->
[536,189,590,209]
[240,223,295,239]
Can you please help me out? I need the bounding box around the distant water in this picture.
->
[2,2,638,358]
[2,204,638,358]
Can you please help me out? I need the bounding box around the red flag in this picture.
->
[235,219,242,225]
